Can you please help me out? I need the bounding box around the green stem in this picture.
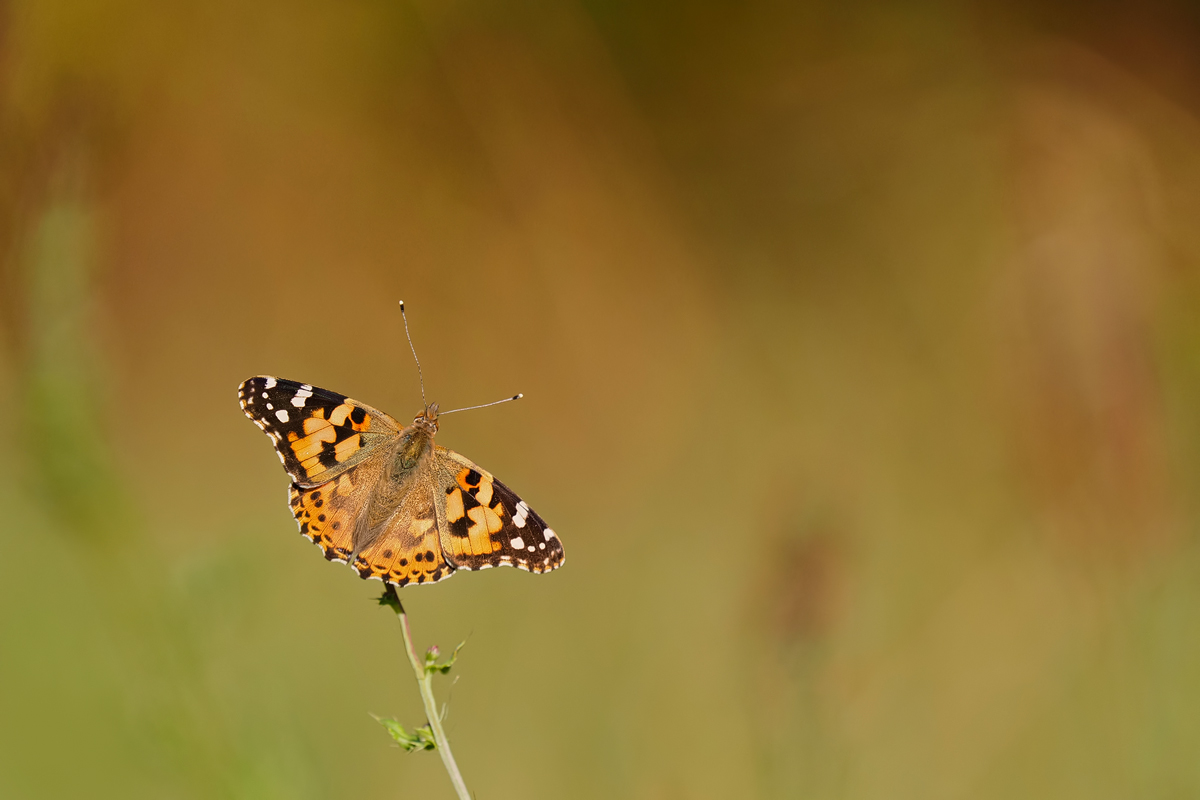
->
[387,586,471,800]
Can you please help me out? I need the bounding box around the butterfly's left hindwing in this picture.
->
[289,479,361,564]
[433,449,565,574]
[238,376,399,487]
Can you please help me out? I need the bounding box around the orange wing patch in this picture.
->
[444,466,507,559]
[288,404,372,479]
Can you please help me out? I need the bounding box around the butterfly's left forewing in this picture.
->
[432,448,565,574]
[238,376,400,487]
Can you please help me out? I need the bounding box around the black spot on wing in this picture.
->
[447,490,482,539]
[447,513,471,539]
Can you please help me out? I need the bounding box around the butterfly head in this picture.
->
[412,403,440,435]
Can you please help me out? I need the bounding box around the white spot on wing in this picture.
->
[265,377,276,388]
[291,387,312,408]
[510,536,525,550]
[275,409,290,423]
[513,501,529,528]
[543,528,556,540]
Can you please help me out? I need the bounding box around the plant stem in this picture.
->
[386,585,471,800]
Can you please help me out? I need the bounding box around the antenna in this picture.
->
[398,301,427,407]
[400,300,523,416]
[440,394,523,416]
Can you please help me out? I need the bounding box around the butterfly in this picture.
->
[237,321,564,588]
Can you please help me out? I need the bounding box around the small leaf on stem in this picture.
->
[426,641,466,676]
[373,715,437,752]
[378,585,403,613]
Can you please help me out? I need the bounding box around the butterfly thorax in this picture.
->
[393,404,439,472]
[368,406,439,529]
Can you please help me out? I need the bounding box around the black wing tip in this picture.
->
[238,375,275,390]
[237,376,279,405]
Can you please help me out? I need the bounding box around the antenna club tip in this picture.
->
[398,300,405,309]
[514,393,523,400]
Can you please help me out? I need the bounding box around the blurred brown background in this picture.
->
[4,1,1200,798]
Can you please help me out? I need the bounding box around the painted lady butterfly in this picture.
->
[238,306,564,587]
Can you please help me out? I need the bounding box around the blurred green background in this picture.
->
[4,1,1200,798]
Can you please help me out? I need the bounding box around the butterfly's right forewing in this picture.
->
[432,448,564,574]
